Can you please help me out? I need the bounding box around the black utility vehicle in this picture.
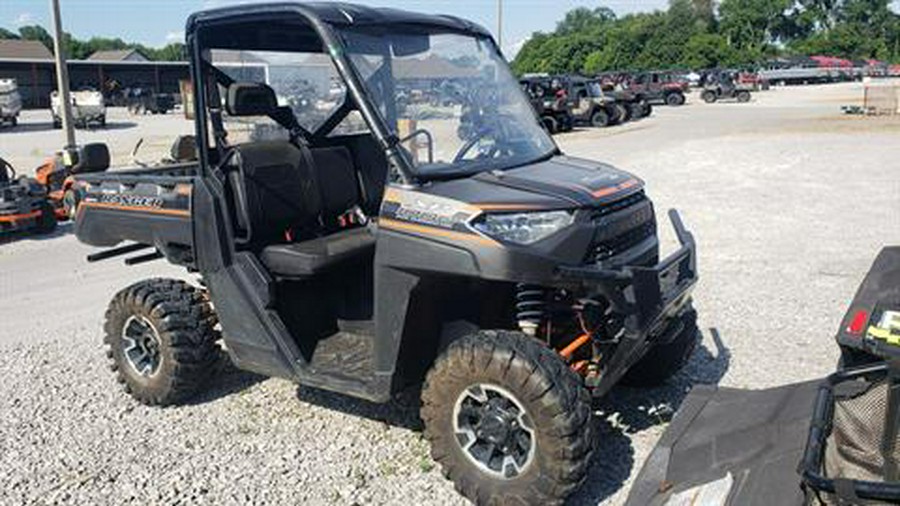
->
[626,71,689,106]
[127,89,176,115]
[519,77,575,134]
[701,71,752,103]
[71,4,698,505]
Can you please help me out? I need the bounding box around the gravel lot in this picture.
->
[1,82,899,505]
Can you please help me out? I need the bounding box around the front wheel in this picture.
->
[702,90,718,103]
[541,116,559,135]
[422,330,594,506]
[621,306,699,387]
[104,279,220,406]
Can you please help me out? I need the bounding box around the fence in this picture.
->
[864,83,900,115]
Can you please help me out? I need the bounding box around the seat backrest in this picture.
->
[310,146,361,224]
[229,141,320,249]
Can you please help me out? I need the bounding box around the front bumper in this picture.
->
[557,209,698,394]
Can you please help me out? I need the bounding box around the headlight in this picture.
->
[473,210,574,245]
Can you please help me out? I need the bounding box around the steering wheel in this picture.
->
[453,114,522,163]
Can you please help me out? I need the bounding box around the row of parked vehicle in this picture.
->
[526,69,760,134]
[0,79,181,131]
[520,70,709,134]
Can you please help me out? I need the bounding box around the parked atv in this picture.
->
[71,4,698,505]
[627,71,689,106]
[567,75,633,127]
[127,89,176,115]
[520,78,575,133]
[0,157,56,235]
[701,71,752,103]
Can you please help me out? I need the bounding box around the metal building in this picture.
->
[0,39,190,109]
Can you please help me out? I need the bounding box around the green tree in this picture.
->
[0,28,20,40]
[17,25,54,53]
[719,0,792,61]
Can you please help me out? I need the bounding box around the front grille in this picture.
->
[590,222,656,263]
[586,191,657,264]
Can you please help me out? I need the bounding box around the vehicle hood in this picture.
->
[427,155,644,210]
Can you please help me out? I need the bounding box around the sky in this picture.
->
[3,0,899,58]
[0,0,672,56]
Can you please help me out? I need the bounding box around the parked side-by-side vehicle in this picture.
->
[69,4,698,505]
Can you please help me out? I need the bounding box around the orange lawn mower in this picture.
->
[0,156,56,236]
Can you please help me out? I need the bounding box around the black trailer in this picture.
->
[626,248,900,506]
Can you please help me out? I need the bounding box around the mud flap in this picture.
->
[625,380,821,506]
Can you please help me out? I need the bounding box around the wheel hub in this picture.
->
[453,384,535,479]
[122,315,162,377]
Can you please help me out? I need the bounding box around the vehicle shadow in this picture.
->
[294,381,425,431]
[569,327,731,504]
[0,221,72,245]
[184,351,267,406]
[3,121,137,133]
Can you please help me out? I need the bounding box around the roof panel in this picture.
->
[0,39,53,60]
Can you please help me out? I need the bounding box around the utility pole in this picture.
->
[497,0,503,49]
[49,0,76,149]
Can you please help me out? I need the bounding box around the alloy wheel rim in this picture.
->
[452,383,536,479]
[121,315,162,378]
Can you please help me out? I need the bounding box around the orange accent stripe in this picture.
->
[0,210,41,223]
[379,218,496,247]
[472,203,559,211]
[590,178,639,199]
[81,202,190,217]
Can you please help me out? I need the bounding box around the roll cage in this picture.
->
[185,2,500,185]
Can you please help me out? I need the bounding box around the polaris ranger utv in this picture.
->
[71,4,698,504]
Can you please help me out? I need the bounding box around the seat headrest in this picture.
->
[170,135,197,163]
[70,143,110,174]
[227,82,278,117]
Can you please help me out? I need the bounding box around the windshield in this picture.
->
[339,30,556,178]
[587,82,605,98]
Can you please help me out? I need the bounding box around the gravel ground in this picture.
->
[1,82,899,505]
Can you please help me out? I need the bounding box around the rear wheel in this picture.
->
[9,116,17,127]
[590,109,610,127]
[35,202,57,234]
[736,90,751,103]
[635,100,651,118]
[621,306,699,387]
[666,92,684,106]
[104,279,220,406]
[422,330,594,506]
